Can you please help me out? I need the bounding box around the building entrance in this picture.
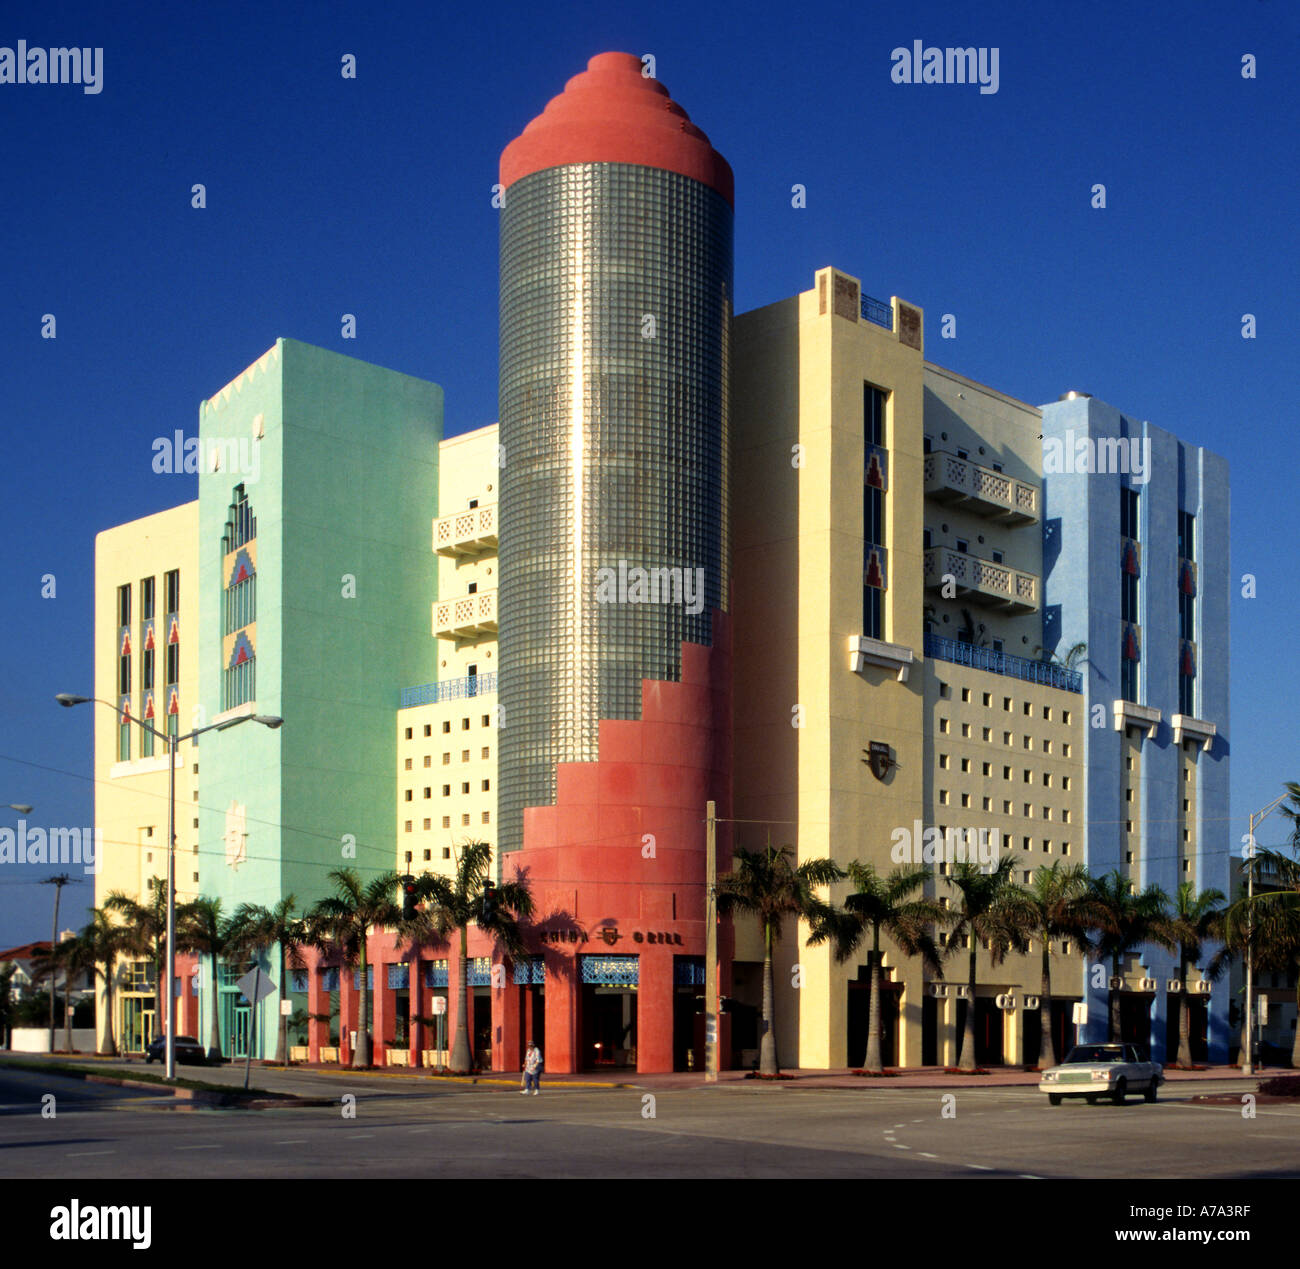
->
[582,986,637,1068]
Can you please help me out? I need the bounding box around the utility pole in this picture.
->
[41,874,73,1053]
[705,800,719,1083]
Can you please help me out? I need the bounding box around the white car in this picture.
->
[1039,1043,1163,1105]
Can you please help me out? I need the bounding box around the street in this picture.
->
[0,1066,1293,1179]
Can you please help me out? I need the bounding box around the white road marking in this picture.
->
[67,1150,116,1157]
[176,1144,221,1150]
[1020,1174,1042,1180]
[892,1143,911,1150]
[964,1163,993,1170]
[920,1152,938,1159]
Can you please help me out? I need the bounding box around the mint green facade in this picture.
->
[197,339,442,1054]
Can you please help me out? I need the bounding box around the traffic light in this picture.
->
[481,881,496,923]
[401,876,417,921]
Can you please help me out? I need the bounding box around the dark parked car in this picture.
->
[145,1035,207,1065]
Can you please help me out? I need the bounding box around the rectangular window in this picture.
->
[165,569,180,615]
[1121,656,1138,703]
[118,584,131,627]
[1120,487,1140,540]
[140,576,155,620]
[118,722,130,761]
[1178,510,1195,561]
[1122,571,1138,623]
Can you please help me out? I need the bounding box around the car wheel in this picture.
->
[1111,1077,1127,1105]
[1085,1095,1098,1104]
[1048,1094,1062,1106]
[1144,1081,1157,1103]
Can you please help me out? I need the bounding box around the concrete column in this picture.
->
[339,967,354,1065]
[1005,1000,1022,1067]
[543,952,579,1074]
[409,955,424,1067]
[374,956,394,1065]
[637,945,674,1073]
[307,956,324,1063]
[941,994,957,1067]
[492,955,520,1074]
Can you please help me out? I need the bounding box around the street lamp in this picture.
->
[58,694,283,1079]
[1241,790,1292,1074]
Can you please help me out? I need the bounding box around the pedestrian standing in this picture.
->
[521,1041,542,1095]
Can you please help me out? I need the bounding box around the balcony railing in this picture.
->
[400,672,498,709]
[924,451,1038,523]
[862,293,893,330]
[925,633,1081,693]
[433,589,497,640]
[433,504,497,557]
[923,546,1038,613]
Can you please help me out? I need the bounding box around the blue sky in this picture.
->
[0,0,1295,940]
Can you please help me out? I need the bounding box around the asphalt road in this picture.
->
[0,1070,1293,1179]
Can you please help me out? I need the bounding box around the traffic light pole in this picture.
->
[705,800,718,1083]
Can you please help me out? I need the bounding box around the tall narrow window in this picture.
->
[1178,510,1196,715]
[863,384,888,640]
[222,488,257,710]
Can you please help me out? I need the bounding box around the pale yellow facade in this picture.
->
[733,267,1094,1070]
[93,500,200,1050]
[397,424,500,880]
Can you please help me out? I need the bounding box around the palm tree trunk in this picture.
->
[354,934,372,1068]
[1292,973,1300,1070]
[959,943,978,1070]
[63,977,72,1052]
[1108,956,1121,1042]
[1175,953,1190,1067]
[1037,941,1054,1068]
[451,924,472,1073]
[105,970,117,1056]
[863,940,884,1073]
[275,944,287,1065]
[207,950,222,1063]
[759,920,777,1076]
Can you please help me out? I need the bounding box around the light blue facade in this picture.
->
[1041,395,1230,1063]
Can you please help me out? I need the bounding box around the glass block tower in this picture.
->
[497,52,734,852]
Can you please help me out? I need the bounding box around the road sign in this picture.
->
[237,967,276,1004]
[280,999,293,1016]
[1072,1002,1087,1025]
[431,997,447,1015]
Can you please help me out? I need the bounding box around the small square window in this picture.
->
[939,682,951,699]
[442,753,451,765]
[424,724,432,737]
[1023,770,1031,783]
[1023,701,1031,716]
[461,814,470,826]
[1002,766,1011,780]
[1042,739,1051,754]
[442,785,451,797]
[1003,800,1011,814]
[424,755,432,768]
[442,844,451,856]
[441,818,450,830]
[462,718,470,730]
[1062,777,1071,791]
[939,790,949,805]
[982,727,991,742]
[482,715,490,727]
[1062,743,1070,758]
[1003,732,1012,746]
[961,688,970,702]
[481,747,490,759]
[939,718,949,734]
[1043,807,1052,820]
[404,727,412,740]
[1023,803,1032,818]
[1062,711,1071,725]
[442,721,451,734]
[461,782,470,795]
[424,787,431,799]
[960,758,970,773]
[404,790,413,802]
[1043,773,1052,787]
[481,779,490,792]
[982,693,991,708]
[423,819,431,830]
[939,754,950,769]
[423,849,431,860]
[482,812,491,824]
[982,797,991,810]
[405,758,413,770]
[1022,836,1031,851]
[961,723,970,738]
[982,762,991,776]
[461,750,470,762]
[1004,697,1012,712]
[1062,843,1070,856]
[960,793,970,808]
[404,823,411,833]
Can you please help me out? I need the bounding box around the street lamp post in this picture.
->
[57,694,282,1079]
[1241,790,1291,1075]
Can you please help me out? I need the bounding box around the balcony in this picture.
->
[1172,713,1215,752]
[433,589,497,640]
[923,546,1038,614]
[924,634,1081,693]
[861,293,894,331]
[433,504,497,557]
[924,452,1038,523]
[400,672,497,709]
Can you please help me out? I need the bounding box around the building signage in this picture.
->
[538,926,684,946]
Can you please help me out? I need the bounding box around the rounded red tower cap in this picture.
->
[500,52,734,207]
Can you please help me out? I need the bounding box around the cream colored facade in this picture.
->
[397,424,500,880]
[733,267,1094,1070]
[93,500,200,1050]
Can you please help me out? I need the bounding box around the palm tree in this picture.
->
[42,933,95,1052]
[230,896,308,1065]
[714,842,844,1076]
[945,856,1034,1071]
[1226,846,1300,1068]
[0,963,14,1048]
[307,868,401,1068]
[1020,863,1099,1068]
[176,897,239,1064]
[806,862,944,1072]
[82,908,129,1056]
[1085,871,1171,1042]
[411,841,533,1074]
[1161,882,1227,1068]
[105,877,170,1036]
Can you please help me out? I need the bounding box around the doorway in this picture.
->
[582,986,637,1068]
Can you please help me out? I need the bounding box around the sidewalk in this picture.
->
[3,1051,1264,1096]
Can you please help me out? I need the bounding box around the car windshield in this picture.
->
[1064,1045,1127,1063]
